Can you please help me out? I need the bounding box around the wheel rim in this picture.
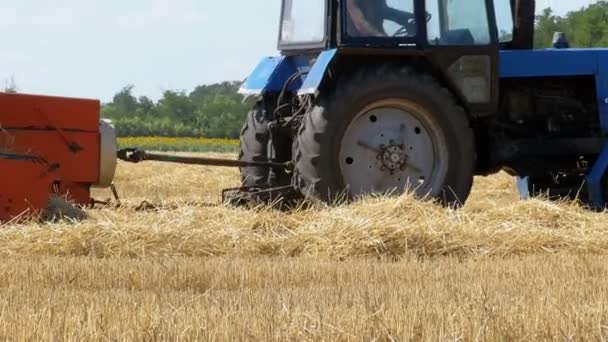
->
[339,99,449,198]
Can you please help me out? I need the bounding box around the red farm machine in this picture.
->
[0,91,290,222]
[0,93,117,221]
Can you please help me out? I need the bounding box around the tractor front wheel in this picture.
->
[294,66,475,206]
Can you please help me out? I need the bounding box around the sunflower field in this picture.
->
[117,137,239,153]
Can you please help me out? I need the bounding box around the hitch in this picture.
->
[117,148,301,207]
[117,148,292,170]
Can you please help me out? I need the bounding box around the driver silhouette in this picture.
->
[346,0,415,37]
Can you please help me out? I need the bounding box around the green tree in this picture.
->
[535,2,608,48]
[112,85,139,117]
[535,8,566,48]
[156,90,197,125]
[101,81,252,138]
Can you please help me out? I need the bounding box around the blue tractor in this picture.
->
[236,0,608,207]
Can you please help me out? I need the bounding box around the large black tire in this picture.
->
[239,102,270,187]
[294,66,476,206]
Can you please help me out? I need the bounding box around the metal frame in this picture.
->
[502,48,608,207]
[420,0,500,115]
[336,0,423,48]
[277,0,331,52]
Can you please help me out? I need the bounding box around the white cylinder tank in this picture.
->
[95,119,118,188]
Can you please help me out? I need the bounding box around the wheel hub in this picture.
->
[339,101,447,198]
[380,143,407,174]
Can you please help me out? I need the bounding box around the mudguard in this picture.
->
[238,56,310,96]
[238,49,338,96]
[298,49,338,95]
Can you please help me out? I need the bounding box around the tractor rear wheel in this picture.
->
[294,66,475,206]
[239,102,270,187]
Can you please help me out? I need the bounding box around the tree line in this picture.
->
[535,1,608,48]
[101,82,250,138]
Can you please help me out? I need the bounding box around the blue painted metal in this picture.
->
[500,49,608,133]
[517,177,530,200]
[239,49,337,97]
[587,143,608,207]
[239,57,284,95]
[501,49,608,134]
[298,49,338,95]
[499,49,604,79]
[503,49,608,205]
[238,56,311,96]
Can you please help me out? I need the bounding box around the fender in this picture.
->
[297,49,338,96]
[238,56,310,96]
[238,49,338,96]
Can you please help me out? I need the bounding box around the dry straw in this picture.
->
[1,154,606,259]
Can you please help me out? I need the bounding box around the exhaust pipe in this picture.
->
[510,0,536,49]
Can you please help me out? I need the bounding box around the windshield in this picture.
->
[427,0,491,45]
[494,0,514,42]
[346,0,416,38]
[280,0,326,45]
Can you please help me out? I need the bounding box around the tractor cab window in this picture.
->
[494,0,514,42]
[427,0,491,45]
[280,0,326,45]
[346,0,416,38]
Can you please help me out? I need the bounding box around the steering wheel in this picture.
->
[393,12,432,37]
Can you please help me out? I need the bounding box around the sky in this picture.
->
[0,0,597,102]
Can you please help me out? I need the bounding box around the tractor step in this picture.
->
[222,185,303,209]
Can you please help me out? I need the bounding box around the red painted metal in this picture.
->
[0,157,55,222]
[0,93,99,131]
[0,92,103,221]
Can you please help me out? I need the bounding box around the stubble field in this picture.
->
[2,153,608,340]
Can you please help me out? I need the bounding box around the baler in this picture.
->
[0,93,117,221]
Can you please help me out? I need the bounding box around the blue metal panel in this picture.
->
[517,177,530,200]
[502,48,608,205]
[298,49,338,96]
[595,53,608,133]
[239,57,285,95]
[500,48,608,133]
[499,49,604,79]
[587,143,608,207]
[238,56,311,96]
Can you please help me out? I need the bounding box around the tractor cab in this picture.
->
[273,0,504,116]
[278,0,502,49]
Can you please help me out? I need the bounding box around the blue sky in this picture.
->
[0,0,596,102]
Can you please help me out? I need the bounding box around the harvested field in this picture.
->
[2,153,608,340]
[3,153,607,258]
[2,256,608,340]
